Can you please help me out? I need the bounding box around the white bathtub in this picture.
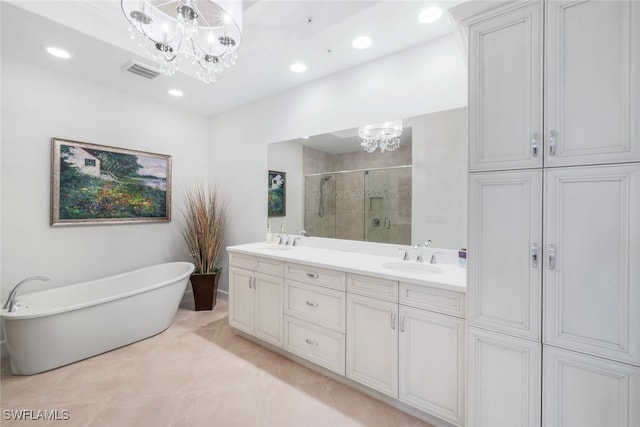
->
[1,262,194,375]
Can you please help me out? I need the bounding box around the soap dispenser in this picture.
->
[266,225,273,243]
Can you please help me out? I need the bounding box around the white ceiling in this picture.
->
[1,0,465,117]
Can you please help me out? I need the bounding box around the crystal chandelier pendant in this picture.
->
[121,0,243,84]
[358,120,403,154]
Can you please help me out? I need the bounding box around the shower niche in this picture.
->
[304,166,411,245]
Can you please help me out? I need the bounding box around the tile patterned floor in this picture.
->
[0,300,433,427]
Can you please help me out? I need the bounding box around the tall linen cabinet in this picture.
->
[452,1,640,425]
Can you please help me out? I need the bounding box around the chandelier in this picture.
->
[358,120,403,153]
[121,0,243,84]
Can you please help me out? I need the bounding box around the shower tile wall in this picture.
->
[335,172,365,241]
[303,146,411,244]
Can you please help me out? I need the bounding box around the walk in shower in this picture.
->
[304,166,411,245]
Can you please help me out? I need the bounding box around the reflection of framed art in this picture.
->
[51,138,171,226]
[268,170,286,217]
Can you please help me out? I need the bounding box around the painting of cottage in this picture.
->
[51,138,171,225]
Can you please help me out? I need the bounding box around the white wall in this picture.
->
[209,34,467,292]
[267,140,303,236]
[0,58,209,300]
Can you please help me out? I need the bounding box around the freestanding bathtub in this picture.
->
[1,262,194,375]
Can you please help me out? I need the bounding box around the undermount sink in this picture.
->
[381,262,443,275]
[258,245,294,251]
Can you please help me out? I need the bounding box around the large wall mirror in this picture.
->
[267,107,467,250]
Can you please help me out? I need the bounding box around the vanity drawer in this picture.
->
[284,280,346,332]
[284,263,346,291]
[347,273,398,302]
[284,315,345,375]
[228,252,254,270]
[255,257,283,276]
[399,282,465,318]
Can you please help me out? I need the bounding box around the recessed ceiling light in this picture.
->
[45,46,71,59]
[352,36,372,50]
[168,89,184,97]
[290,63,307,73]
[418,6,444,24]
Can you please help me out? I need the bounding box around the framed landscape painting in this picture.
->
[51,138,172,226]
[268,170,286,217]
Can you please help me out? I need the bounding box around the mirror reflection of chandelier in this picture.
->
[121,0,243,84]
[358,120,403,153]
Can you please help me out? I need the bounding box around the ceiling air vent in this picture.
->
[122,60,161,79]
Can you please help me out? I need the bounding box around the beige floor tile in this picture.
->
[1,300,433,427]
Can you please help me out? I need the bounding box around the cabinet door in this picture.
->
[468,170,542,340]
[229,267,254,333]
[543,346,640,427]
[399,306,465,426]
[545,0,640,167]
[253,272,283,347]
[468,2,543,171]
[467,327,541,427]
[346,293,398,398]
[544,164,640,365]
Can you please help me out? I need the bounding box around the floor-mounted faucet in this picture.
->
[2,276,50,313]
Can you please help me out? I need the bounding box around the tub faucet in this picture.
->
[3,276,50,313]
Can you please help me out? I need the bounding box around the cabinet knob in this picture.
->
[400,315,405,333]
[305,338,318,347]
[391,311,396,330]
[305,301,318,307]
[531,243,538,268]
[306,272,319,278]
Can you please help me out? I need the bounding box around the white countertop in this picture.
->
[227,242,467,293]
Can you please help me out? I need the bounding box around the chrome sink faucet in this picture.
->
[430,252,444,264]
[278,232,289,245]
[3,276,50,313]
[398,248,409,261]
[414,240,431,263]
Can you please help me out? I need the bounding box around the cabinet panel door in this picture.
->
[467,327,541,427]
[468,170,542,340]
[544,164,640,365]
[545,0,640,166]
[253,272,283,347]
[346,294,398,398]
[468,2,543,171]
[543,346,640,427]
[229,267,254,333]
[399,306,465,426]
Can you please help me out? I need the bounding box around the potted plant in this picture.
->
[182,183,225,311]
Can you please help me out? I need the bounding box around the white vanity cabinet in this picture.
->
[467,169,542,341]
[543,346,640,427]
[544,1,640,167]
[228,248,467,426]
[455,0,640,425]
[228,253,283,347]
[467,0,640,171]
[467,1,543,172]
[283,262,347,375]
[543,164,640,365]
[399,304,465,426]
[346,291,399,398]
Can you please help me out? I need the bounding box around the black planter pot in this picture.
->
[190,271,220,311]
